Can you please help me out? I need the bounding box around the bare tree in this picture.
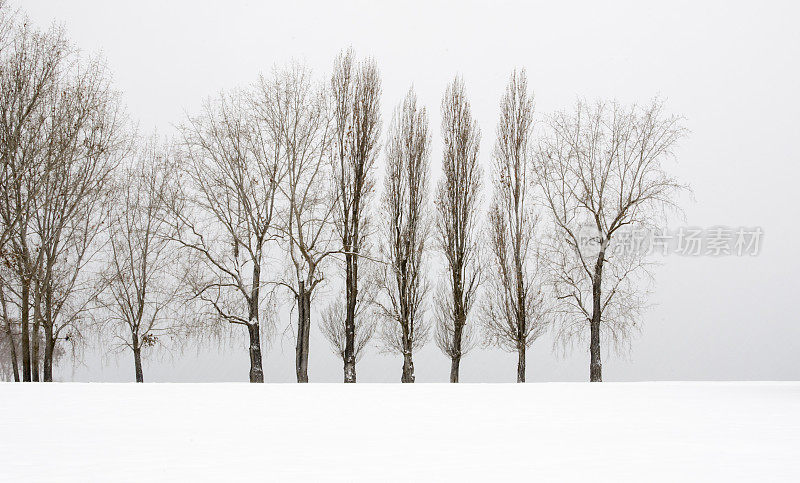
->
[0,3,21,381]
[0,14,123,382]
[31,53,126,382]
[481,69,548,382]
[434,76,482,383]
[535,99,686,381]
[0,17,68,381]
[255,63,334,383]
[97,136,182,382]
[0,2,21,381]
[377,88,431,383]
[330,48,382,382]
[171,87,283,383]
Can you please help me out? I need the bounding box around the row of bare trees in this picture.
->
[0,3,686,383]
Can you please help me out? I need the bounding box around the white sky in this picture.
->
[18,0,800,382]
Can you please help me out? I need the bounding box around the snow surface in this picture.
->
[1,382,798,482]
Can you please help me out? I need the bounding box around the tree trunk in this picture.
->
[449,352,461,383]
[514,233,527,383]
[295,281,311,383]
[589,317,602,382]
[42,324,54,382]
[131,333,144,383]
[401,350,415,383]
[400,319,414,383]
[589,249,604,382]
[31,293,41,382]
[343,360,356,383]
[450,316,464,383]
[449,275,465,383]
[247,321,264,383]
[42,282,55,382]
[343,358,355,383]
[1,285,20,382]
[343,252,356,383]
[245,262,264,383]
[4,319,20,382]
[20,279,30,382]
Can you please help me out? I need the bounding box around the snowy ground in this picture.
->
[0,382,798,482]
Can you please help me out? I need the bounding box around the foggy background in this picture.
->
[18,0,800,382]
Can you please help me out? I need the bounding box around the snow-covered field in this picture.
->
[1,382,797,482]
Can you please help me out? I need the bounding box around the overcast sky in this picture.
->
[18,0,800,382]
